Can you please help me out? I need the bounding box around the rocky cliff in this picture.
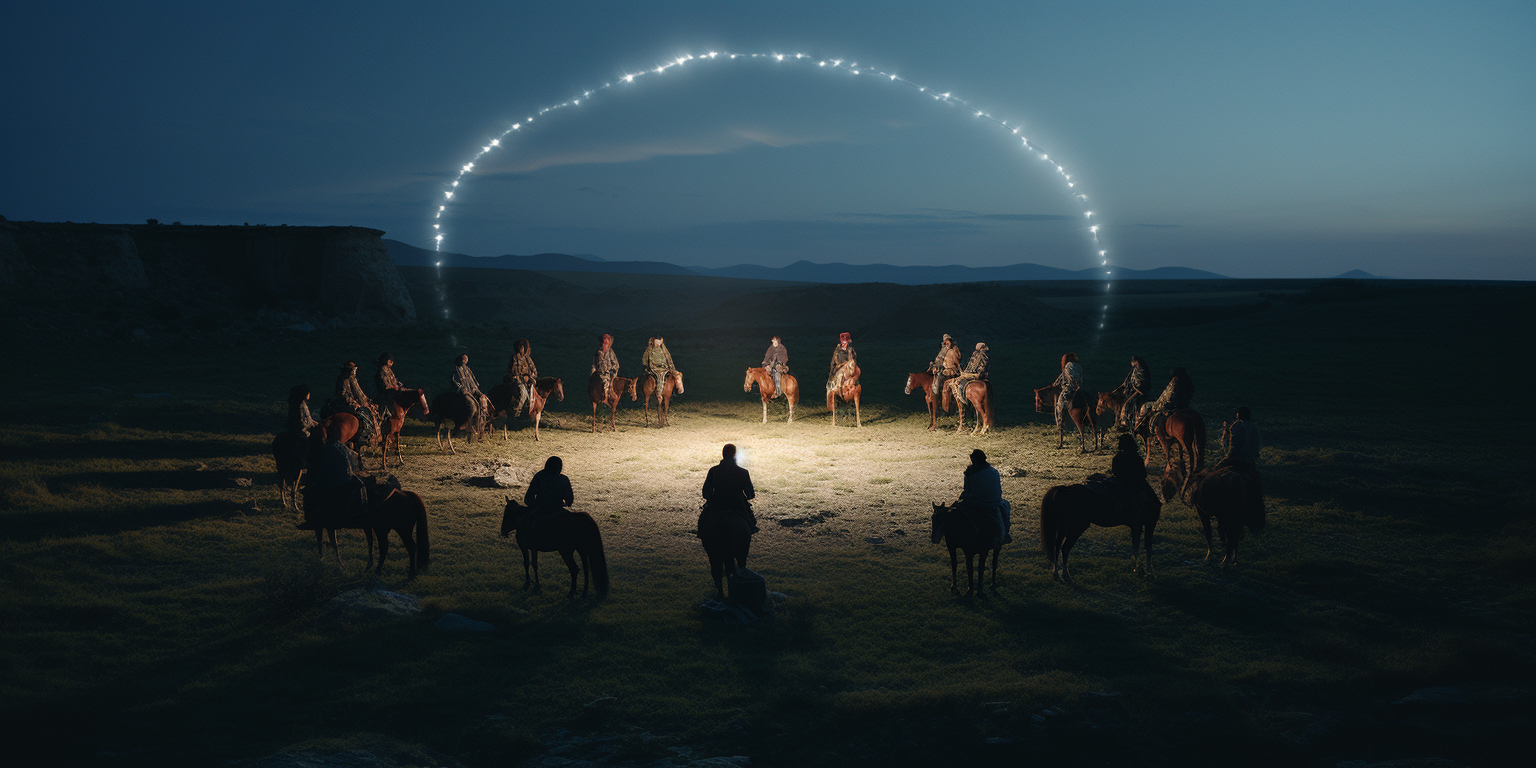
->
[0,221,416,331]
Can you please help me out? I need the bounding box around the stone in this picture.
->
[493,466,532,488]
[433,613,495,633]
[320,588,421,624]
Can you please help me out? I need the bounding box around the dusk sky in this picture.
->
[4,1,1532,279]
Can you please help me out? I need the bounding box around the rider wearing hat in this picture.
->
[948,342,990,406]
[929,334,962,398]
[333,361,378,445]
[641,336,683,394]
[504,339,538,417]
[1052,352,1084,432]
[592,334,620,399]
[761,336,789,397]
[827,332,857,393]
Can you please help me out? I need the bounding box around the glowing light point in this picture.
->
[1090,225,1100,234]
[819,61,826,66]
[490,139,499,146]
[1084,211,1093,218]
[774,53,784,61]
[444,191,453,200]
[451,181,459,187]
[623,74,635,83]
[1099,250,1107,256]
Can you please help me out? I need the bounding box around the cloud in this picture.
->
[837,209,1075,223]
[491,126,842,173]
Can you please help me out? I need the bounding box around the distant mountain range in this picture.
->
[387,239,1381,284]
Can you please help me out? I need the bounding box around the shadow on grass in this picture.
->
[45,467,253,492]
[0,437,264,463]
[3,499,244,542]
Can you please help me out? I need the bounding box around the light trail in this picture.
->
[429,50,1115,339]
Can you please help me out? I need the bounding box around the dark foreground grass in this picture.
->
[2,281,1534,767]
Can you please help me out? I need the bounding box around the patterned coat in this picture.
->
[932,345,961,376]
[506,352,538,383]
[452,363,481,395]
[641,344,676,377]
[592,347,619,377]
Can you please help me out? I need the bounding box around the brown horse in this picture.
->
[1162,461,1261,567]
[430,391,490,453]
[500,499,610,597]
[1040,482,1160,585]
[1035,385,1100,452]
[639,371,683,427]
[827,362,862,427]
[904,372,944,430]
[309,488,431,579]
[1146,409,1206,498]
[698,509,754,599]
[745,367,799,424]
[944,379,994,435]
[489,377,563,441]
[931,502,1003,596]
[1096,390,1129,431]
[588,374,636,432]
[374,388,430,470]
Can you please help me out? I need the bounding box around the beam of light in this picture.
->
[428,48,1118,340]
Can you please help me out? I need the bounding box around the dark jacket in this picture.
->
[762,344,788,370]
[525,468,574,513]
[959,462,1003,508]
[702,460,755,511]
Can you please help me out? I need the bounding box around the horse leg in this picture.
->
[949,546,960,594]
[533,409,542,442]
[561,550,581,597]
[314,528,324,557]
[591,403,599,433]
[989,548,1000,591]
[854,395,861,428]
[1200,511,1216,564]
[375,528,390,575]
[521,547,533,591]
[530,549,542,592]
[968,551,981,598]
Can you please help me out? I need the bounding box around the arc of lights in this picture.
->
[430,50,1116,334]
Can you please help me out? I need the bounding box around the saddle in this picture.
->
[953,502,1005,546]
[1085,473,1155,520]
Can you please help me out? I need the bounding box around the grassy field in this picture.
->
[2,276,1533,767]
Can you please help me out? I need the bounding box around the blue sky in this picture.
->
[3,1,1532,278]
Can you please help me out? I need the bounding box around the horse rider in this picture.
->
[702,443,758,533]
[827,332,857,393]
[451,353,486,432]
[523,455,574,542]
[332,361,379,446]
[955,449,1011,544]
[373,351,407,407]
[948,342,989,406]
[1135,366,1194,435]
[641,335,684,394]
[503,339,538,417]
[1108,433,1160,520]
[287,383,317,437]
[1214,406,1265,523]
[592,333,620,400]
[297,420,366,530]
[929,334,961,398]
[1052,353,1084,431]
[1113,355,1151,431]
[761,335,789,397]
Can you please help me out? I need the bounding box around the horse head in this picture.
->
[1095,392,1115,418]
[904,373,914,395]
[416,389,430,416]
[1033,388,1045,412]
[500,497,527,537]
[930,502,948,544]
[744,368,756,393]
[627,379,638,401]
[1160,462,1190,504]
[553,379,564,402]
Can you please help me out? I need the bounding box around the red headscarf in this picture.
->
[839,332,851,344]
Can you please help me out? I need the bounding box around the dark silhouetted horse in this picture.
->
[931,502,1003,596]
[639,371,683,427]
[309,487,431,578]
[489,377,563,442]
[1163,462,1262,567]
[500,499,610,597]
[827,362,862,428]
[588,374,636,432]
[431,391,490,453]
[698,509,754,599]
[944,379,994,435]
[1035,385,1099,452]
[1040,481,1160,585]
[746,367,799,424]
[271,430,307,511]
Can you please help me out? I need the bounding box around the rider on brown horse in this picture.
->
[1134,366,1194,436]
[451,353,486,433]
[827,332,857,393]
[524,455,575,542]
[948,342,989,406]
[929,334,961,398]
[641,336,683,394]
[761,336,789,397]
[1052,353,1084,431]
[1215,406,1265,524]
[702,443,758,533]
[504,339,538,417]
[373,351,409,407]
[592,334,620,400]
[331,362,379,446]
[1113,355,1151,431]
[298,422,366,530]
[956,448,1011,544]
[287,383,317,437]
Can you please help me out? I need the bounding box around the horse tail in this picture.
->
[405,490,429,570]
[577,513,610,596]
[1040,486,1061,561]
[1192,416,1207,472]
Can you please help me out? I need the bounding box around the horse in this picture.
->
[1096,390,1130,433]
[488,377,563,441]
[430,391,491,453]
[1040,481,1160,585]
[1035,385,1100,452]
[271,430,307,511]
[310,488,431,578]
[904,372,944,430]
[1145,409,1207,498]
[374,388,430,469]
[1162,461,1263,567]
[588,374,636,432]
[639,371,683,427]
[943,379,994,435]
[746,367,799,424]
[698,508,754,600]
[500,499,610,597]
[930,502,1003,596]
[826,362,862,428]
